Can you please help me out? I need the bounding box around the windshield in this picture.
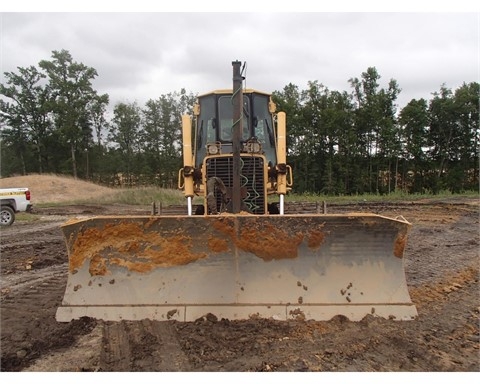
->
[218,95,250,141]
[194,92,277,166]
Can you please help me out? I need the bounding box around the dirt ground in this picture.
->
[0,179,479,374]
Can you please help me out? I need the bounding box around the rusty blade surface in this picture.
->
[56,214,417,322]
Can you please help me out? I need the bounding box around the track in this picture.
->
[100,320,192,371]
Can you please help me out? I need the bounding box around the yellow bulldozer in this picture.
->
[56,61,417,322]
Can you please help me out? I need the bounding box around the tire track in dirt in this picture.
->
[100,322,131,371]
[1,269,96,372]
[1,217,96,372]
[99,320,192,371]
[1,263,66,294]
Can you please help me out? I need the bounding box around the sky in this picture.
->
[1,1,478,115]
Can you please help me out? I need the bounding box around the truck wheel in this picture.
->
[0,206,15,226]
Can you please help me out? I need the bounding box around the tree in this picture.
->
[349,67,401,193]
[272,83,309,191]
[142,89,196,187]
[349,68,381,192]
[0,65,52,173]
[298,81,328,192]
[427,85,457,192]
[398,98,429,192]
[39,49,108,178]
[322,90,355,194]
[109,102,142,184]
[0,101,28,175]
[452,82,479,191]
[376,79,402,193]
[89,93,110,148]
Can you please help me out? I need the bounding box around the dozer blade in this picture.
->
[56,214,417,322]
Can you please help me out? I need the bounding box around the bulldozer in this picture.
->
[56,61,417,322]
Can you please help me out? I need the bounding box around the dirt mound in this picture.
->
[0,174,114,204]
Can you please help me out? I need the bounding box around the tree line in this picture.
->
[273,72,479,194]
[1,49,478,195]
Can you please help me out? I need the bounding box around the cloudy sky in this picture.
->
[1,2,478,114]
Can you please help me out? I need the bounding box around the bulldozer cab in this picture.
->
[186,88,284,216]
[194,90,277,167]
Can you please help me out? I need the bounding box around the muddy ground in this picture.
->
[0,198,479,373]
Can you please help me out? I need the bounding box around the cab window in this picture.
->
[218,95,250,141]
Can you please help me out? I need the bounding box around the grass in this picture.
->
[18,212,42,222]
[35,185,478,208]
[36,186,202,207]
[94,187,189,206]
[7,212,42,224]
[282,189,479,205]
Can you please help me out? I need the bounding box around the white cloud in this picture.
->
[1,12,478,111]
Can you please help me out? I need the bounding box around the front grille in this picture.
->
[205,156,265,214]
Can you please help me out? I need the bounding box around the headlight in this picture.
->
[245,141,262,153]
[207,143,220,155]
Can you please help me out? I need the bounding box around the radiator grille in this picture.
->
[205,156,265,214]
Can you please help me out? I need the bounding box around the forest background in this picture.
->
[1,49,478,195]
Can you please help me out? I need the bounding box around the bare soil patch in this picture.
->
[0,175,478,373]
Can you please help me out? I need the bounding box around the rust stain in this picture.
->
[144,217,157,230]
[66,215,329,277]
[66,219,208,275]
[118,240,141,253]
[208,235,230,253]
[393,232,408,258]
[213,218,304,261]
[307,230,326,249]
[212,217,236,238]
[236,224,304,261]
[89,254,108,276]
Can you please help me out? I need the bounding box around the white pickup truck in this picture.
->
[0,188,33,226]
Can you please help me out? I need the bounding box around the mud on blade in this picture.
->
[56,214,417,322]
